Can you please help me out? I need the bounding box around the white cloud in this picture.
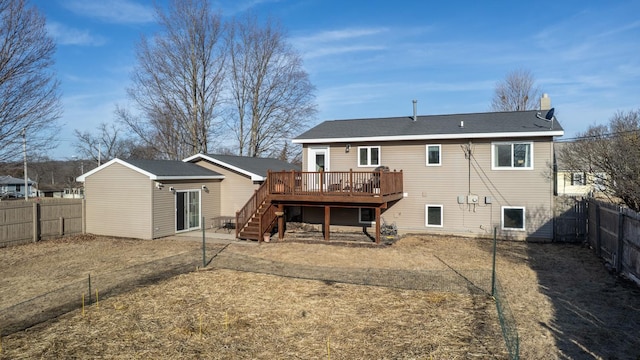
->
[62,0,154,24]
[47,22,107,46]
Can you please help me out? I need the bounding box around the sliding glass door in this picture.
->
[176,190,200,232]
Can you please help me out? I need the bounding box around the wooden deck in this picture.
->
[236,170,403,244]
[267,170,404,205]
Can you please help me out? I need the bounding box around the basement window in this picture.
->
[502,206,525,231]
[425,205,443,227]
[359,208,375,224]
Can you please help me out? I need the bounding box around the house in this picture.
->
[554,142,606,197]
[77,155,298,240]
[0,175,36,199]
[235,99,564,243]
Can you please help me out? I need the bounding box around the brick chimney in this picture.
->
[540,93,551,110]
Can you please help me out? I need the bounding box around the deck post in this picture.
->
[278,204,285,240]
[375,207,381,244]
[324,205,330,241]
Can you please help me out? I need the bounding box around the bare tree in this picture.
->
[491,69,541,112]
[226,15,316,158]
[0,0,61,162]
[119,0,225,160]
[557,109,640,212]
[73,122,143,164]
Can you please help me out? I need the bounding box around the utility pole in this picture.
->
[22,127,28,200]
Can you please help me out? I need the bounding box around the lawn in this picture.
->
[1,233,638,359]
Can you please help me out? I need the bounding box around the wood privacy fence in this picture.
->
[0,199,83,247]
[587,198,640,285]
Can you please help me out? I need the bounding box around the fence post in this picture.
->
[32,202,38,243]
[595,203,601,256]
[59,216,64,236]
[82,199,86,234]
[202,216,206,267]
[492,227,497,296]
[615,210,625,272]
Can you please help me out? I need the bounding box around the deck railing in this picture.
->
[235,177,270,238]
[267,169,403,198]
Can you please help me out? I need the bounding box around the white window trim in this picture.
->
[501,206,526,231]
[491,141,534,170]
[425,204,443,227]
[357,146,381,167]
[358,208,376,224]
[426,144,442,166]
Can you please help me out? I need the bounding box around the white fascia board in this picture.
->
[292,130,565,144]
[75,158,147,182]
[183,154,264,181]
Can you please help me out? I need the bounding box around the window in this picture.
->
[593,172,606,191]
[571,172,586,186]
[359,208,375,223]
[426,145,441,166]
[492,142,533,169]
[502,206,525,231]
[358,146,380,167]
[425,205,443,227]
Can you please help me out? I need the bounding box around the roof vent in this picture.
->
[459,120,464,128]
[412,100,417,122]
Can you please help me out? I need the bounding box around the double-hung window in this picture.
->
[492,142,533,169]
[426,145,441,166]
[358,146,380,167]
[571,172,586,186]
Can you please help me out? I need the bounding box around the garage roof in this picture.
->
[76,158,224,182]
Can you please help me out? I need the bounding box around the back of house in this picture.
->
[292,105,563,241]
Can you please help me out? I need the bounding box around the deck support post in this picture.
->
[324,205,330,241]
[375,207,381,244]
[278,204,285,240]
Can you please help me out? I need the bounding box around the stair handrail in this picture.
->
[236,177,270,238]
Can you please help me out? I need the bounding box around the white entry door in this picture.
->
[308,147,329,190]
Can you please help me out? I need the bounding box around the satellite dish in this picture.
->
[545,108,555,120]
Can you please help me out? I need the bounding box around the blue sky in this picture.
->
[32,0,640,159]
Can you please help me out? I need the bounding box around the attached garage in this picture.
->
[77,158,224,239]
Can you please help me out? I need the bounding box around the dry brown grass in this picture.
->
[1,233,639,359]
[1,269,504,359]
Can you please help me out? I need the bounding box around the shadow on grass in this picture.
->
[526,242,640,359]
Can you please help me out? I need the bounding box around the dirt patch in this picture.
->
[1,234,639,359]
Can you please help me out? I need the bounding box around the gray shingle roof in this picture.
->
[125,159,223,178]
[200,154,300,177]
[294,110,564,142]
[0,176,35,185]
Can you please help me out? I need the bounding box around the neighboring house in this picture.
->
[37,184,65,198]
[235,102,564,243]
[0,176,36,198]
[554,142,606,197]
[77,155,299,240]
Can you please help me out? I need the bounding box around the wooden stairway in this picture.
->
[236,180,278,241]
